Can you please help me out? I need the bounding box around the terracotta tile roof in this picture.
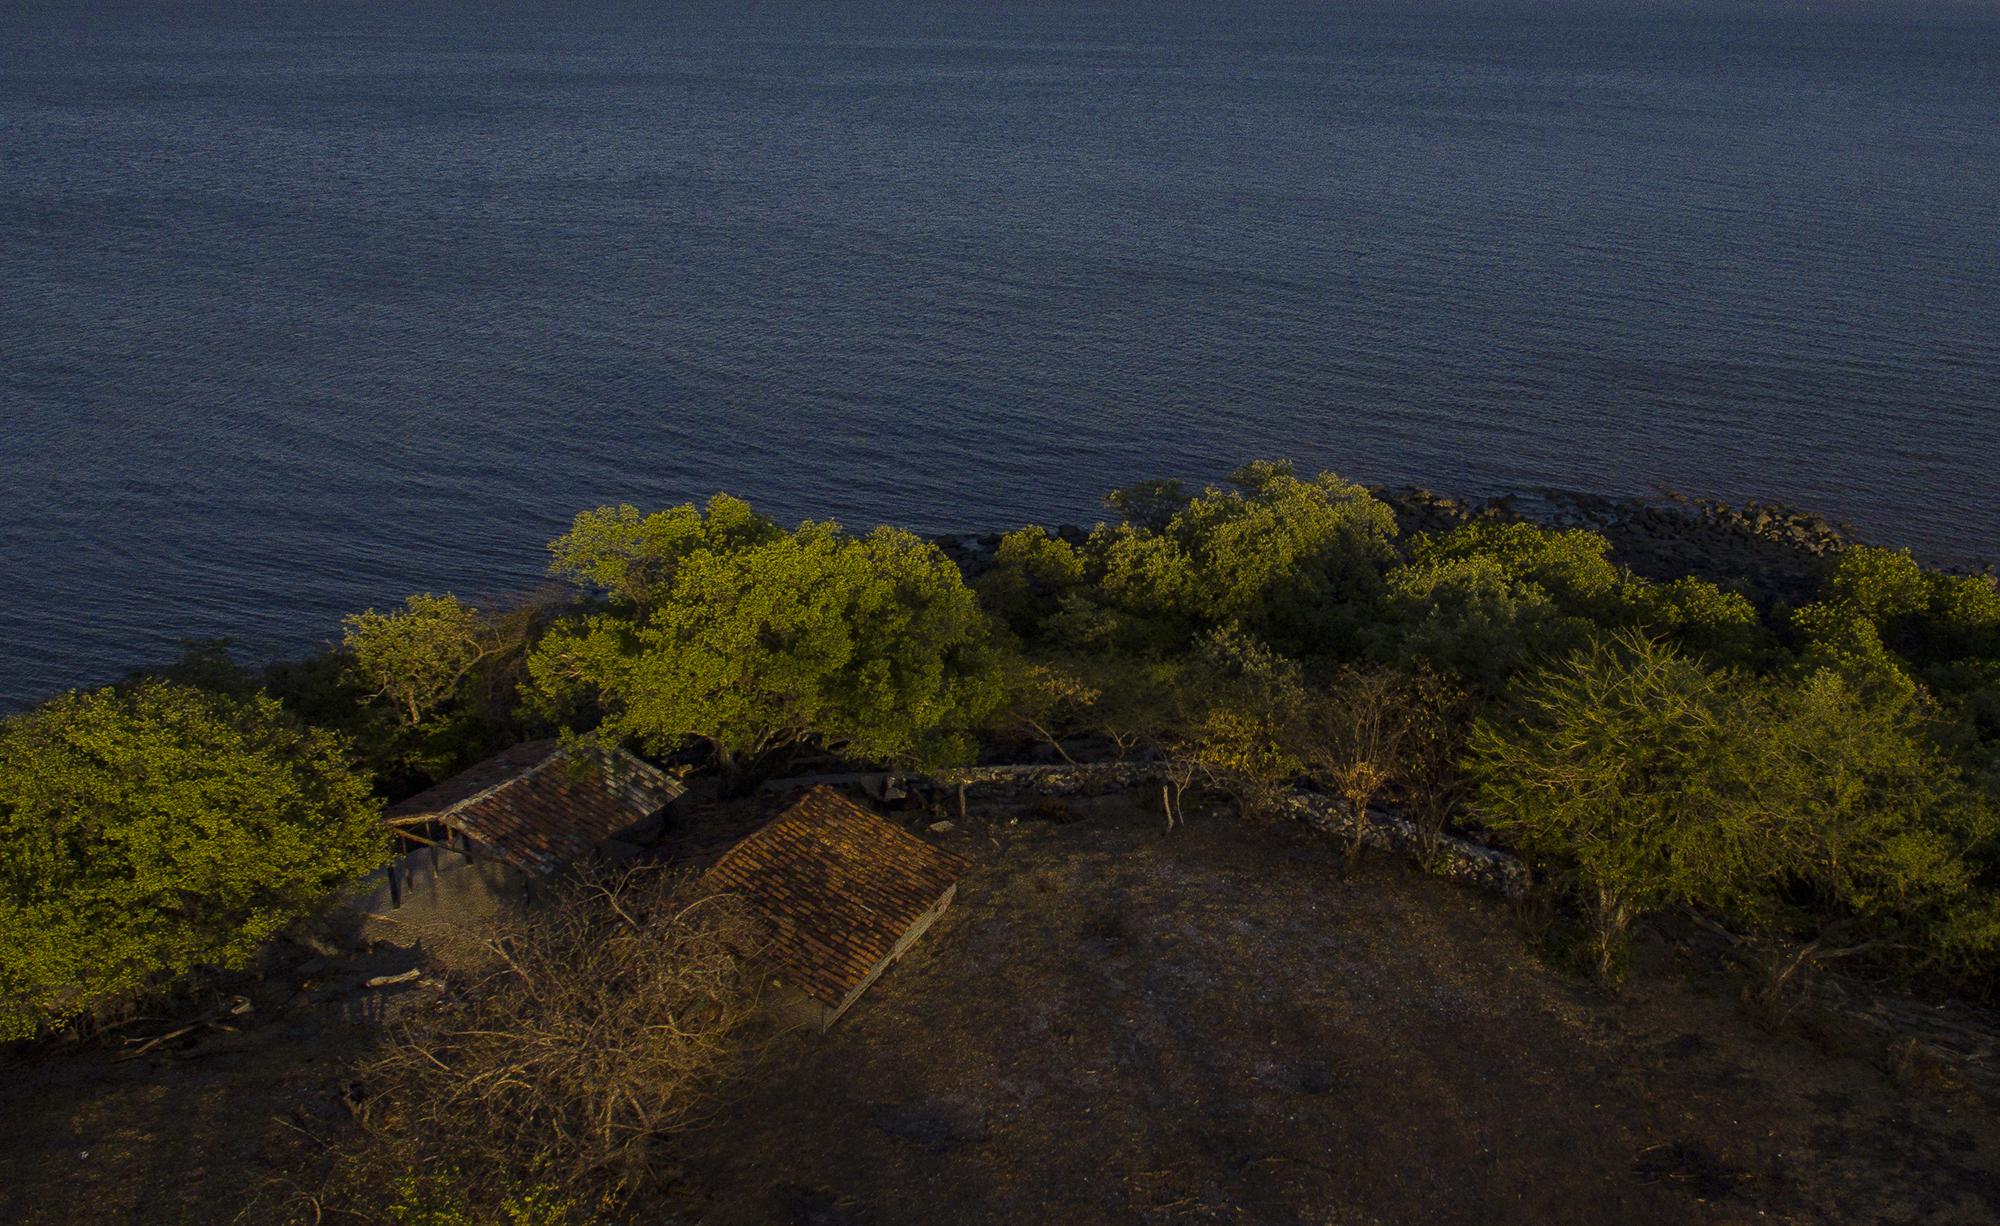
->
[386,739,683,876]
[703,785,968,1008]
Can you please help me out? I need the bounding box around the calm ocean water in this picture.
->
[2,0,1997,705]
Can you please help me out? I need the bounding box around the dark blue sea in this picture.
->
[3,0,1997,704]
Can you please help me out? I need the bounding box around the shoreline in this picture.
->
[5,483,1994,710]
[933,484,1994,616]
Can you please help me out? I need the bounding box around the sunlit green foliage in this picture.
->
[999,650,1195,764]
[548,495,782,610]
[1619,576,1764,666]
[0,682,384,1039]
[388,1172,599,1226]
[1165,628,1309,816]
[1090,462,1398,652]
[1739,670,2000,967]
[974,476,1998,993]
[533,505,1005,775]
[289,593,558,798]
[343,593,493,729]
[1468,631,2000,984]
[1404,521,1624,612]
[9,458,1999,1014]
[1789,600,1922,708]
[975,527,1087,641]
[1794,547,2000,701]
[1467,633,1755,981]
[976,463,1400,656]
[1381,522,1765,687]
[1379,554,1590,690]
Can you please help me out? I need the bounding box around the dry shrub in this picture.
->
[1293,664,1420,867]
[341,865,768,1214]
[1398,667,1475,863]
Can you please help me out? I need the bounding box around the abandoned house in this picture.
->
[376,739,684,909]
[703,784,969,1029]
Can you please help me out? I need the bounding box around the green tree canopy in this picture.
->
[1736,670,1999,966]
[0,682,385,1039]
[975,526,1089,641]
[1378,553,1591,690]
[1380,522,1764,687]
[1000,462,1398,655]
[343,592,494,729]
[532,504,1006,776]
[548,495,781,609]
[1468,632,1999,984]
[1466,633,1769,981]
[1404,521,1625,612]
[1792,547,2000,706]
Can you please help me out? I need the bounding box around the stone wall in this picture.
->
[766,762,1531,899]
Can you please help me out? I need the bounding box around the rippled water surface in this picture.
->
[3,0,1997,702]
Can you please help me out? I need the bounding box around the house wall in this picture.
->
[346,842,526,915]
[332,804,671,968]
[337,843,531,968]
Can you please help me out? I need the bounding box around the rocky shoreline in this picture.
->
[933,485,1994,615]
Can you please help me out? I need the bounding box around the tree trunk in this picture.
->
[714,743,747,796]
[1595,889,1632,985]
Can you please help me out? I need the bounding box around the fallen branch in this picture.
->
[117,995,251,1060]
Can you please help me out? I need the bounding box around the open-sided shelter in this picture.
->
[385,739,683,881]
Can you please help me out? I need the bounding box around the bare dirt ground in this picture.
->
[671,796,2000,1225]
[0,943,422,1225]
[2,793,1996,1225]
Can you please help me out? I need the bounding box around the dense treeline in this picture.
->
[4,462,1998,1044]
[978,464,1999,988]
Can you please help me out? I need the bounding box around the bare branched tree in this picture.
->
[1294,665,1419,870]
[1398,666,1475,865]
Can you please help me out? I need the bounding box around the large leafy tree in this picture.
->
[1791,546,2000,740]
[1738,670,1999,978]
[1466,633,1768,982]
[1095,461,1399,651]
[1377,553,1590,691]
[342,592,494,729]
[532,503,1006,776]
[1469,631,1999,986]
[547,495,782,610]
[0,682,385,1038]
